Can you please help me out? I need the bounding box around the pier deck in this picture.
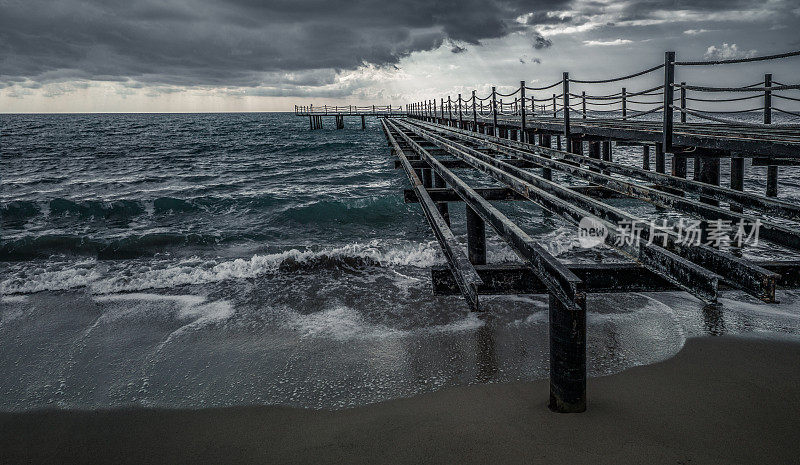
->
[298,48,800,412]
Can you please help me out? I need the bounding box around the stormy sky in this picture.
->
[1,0,798,112]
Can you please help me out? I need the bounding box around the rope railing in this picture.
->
[674,83,800,92]
[404,47,800,145]
[674,49,800,66]
[525,80,563,91]
[775,108,800,118]
[570,63,664,84]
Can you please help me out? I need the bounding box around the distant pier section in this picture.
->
[295,104,405,129]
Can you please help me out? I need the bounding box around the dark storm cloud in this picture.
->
[0,0,570,87]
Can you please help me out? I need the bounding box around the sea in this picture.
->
[2,112,799,411]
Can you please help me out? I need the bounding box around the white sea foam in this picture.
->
[278,304,482,341]
[0,240,442,295]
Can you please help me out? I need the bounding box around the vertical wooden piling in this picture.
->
[643,145,650,170]
[655,143,665,174]
[541,134,552,181]
[699,157,721,206]
[422,168,432,188]
[672,153,687,178]
[730,157,744,213]
[552,94,557,118]
[434,173,450,226]
[361,115,366,129]
[549,293,587,413]
[466,206,486,265]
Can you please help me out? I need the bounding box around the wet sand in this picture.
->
[1,335,798,464]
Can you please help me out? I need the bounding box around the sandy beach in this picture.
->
[1,334,798,464]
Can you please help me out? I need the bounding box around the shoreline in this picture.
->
[2,334,799,464]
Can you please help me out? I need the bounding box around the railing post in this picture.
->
[458,93,463,129]
[581,91,586,119]
[447,96,453,126]
[680,82,687,123]
[621,87,627,120]
[491,86,498,136]
[520,81,527,143]
[472,90,478,131]
[433,99,437,123]
[552,93,557,118]
[662,51,675,154]
[765,73,777,197]
[562,72,571,152]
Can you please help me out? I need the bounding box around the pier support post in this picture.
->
[549,292,587,413]
[699,157,721,206]
[730,156,744,213]
[571,137,583,156]
[361,115,366,129]
[434,173,450,226]
[655,143,665,174]
[588,141,601,174]
[767,166,778,197]
[541,134,552,181]
[422,169,432,188]
[672,155,687,178]
[643,145,650,170]
[601,140,612,175]
[466,206,486,265]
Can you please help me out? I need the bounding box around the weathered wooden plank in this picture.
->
[431,261,800,295]
[408,119,782,302]
[399,118,722,303]
[385,118,586,311]
[381,119,483,310]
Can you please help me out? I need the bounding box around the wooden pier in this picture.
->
[298,49,800,413]
[295,105,405,129]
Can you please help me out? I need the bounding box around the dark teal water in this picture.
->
[1,113,799,411]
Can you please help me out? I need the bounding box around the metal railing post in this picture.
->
[680,82,686,123]
[562,72,571,152]
[765,73,777,197]
[458,93,463,128]
[491,87,498,136]
[472,90,478,131]
[520,81,527,143]
[622,87,627,120]
[582,91,586,119]
[662,51,675,154]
